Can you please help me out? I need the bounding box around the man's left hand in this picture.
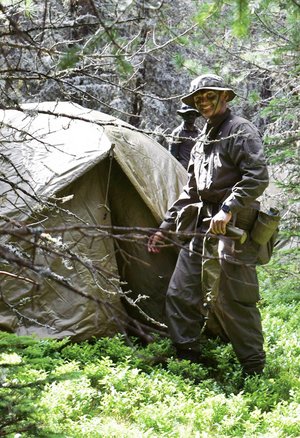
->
[209,210,232,235]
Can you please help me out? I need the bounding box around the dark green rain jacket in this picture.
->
[160,108,269,234]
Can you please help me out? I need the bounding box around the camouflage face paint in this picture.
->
[194,90,227,119]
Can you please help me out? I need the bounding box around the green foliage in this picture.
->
[2,0,32,15]
[258,248,300,306]
[195,1,222,25]
[231,0,250,37]
[1,253,299,437]
[166,357,209,382]
[24,0,33,18]
[176,35,190,46]
[248,90,261,104]
[260,95,298,122]
[173,56,201,75]
[115,56,134,77]
[173,52,185,69]
[58,46,81,71]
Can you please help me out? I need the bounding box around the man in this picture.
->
[168,104,201,169]
[148,74,269,376]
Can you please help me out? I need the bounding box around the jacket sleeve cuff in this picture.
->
[159,220,176,232]
[222,198,239,214]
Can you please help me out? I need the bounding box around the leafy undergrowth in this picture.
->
[0,252,299,437]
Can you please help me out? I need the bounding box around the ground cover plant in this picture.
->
[0,251,299,437]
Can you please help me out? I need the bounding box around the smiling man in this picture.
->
[148,74,269,377]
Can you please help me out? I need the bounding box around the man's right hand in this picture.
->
[147,231,164,253]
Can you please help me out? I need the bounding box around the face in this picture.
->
[194,90,228,120]
[181,112,198,124]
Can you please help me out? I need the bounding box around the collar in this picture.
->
[206,108,231,131]
[181,121,199,132]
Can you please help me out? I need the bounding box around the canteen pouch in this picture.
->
[251,208,280,265]
[250,208,280,245]
[256,228,279,265]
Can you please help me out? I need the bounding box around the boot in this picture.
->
[176,347,201,363]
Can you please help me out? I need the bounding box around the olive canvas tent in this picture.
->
[0,102,187,341]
